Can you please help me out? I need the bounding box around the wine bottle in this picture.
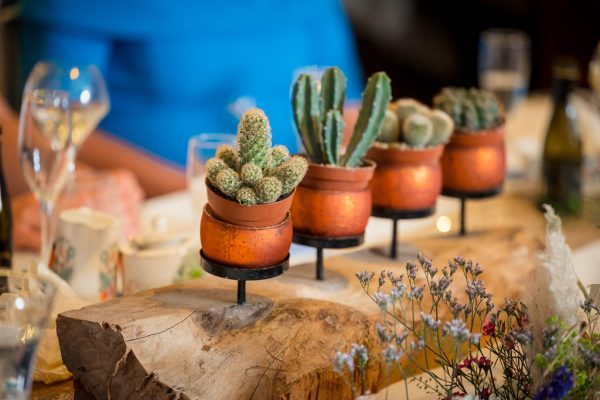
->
[542,58,583,214]
[0,127,12,268]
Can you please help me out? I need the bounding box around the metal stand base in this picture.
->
[372,206,435,259]
[199,250,289,305]
[292,232,364,281]
[442,186,503,236]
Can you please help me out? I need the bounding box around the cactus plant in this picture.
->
[403,112,433,148]
[292,67,391,168]
[205,108,308,205]
[374,98,454,149]
[433,87,504,132]
[377,109,400,143]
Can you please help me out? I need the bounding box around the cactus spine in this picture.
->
[206,108,308,205]
[403,112,433,148]
[341,72,392,167]
[377,109,400,143]
[292,67,391,167]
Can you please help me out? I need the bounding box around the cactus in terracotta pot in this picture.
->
[292,67,391,168]
[433,87,504,132]
[205,108,308,205]
[375,98,453,149]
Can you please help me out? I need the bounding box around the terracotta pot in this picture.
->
[291,161,375,237]
[206,182,294,227]
[200,205,292,268]
[367,145,444,211]
[441,126,505,194]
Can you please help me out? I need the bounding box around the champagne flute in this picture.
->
[478,29,530,112]
[18,63,76,268]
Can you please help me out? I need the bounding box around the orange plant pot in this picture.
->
[367,145,444,211]
[200,205,292,269]
[291,161,375,238]
[441,126,505,194]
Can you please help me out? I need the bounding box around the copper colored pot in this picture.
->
[441,126,505,194]
[206,182,294,227]
[200,205,292,268]
[367,145,444,211]
[291,161,375,237]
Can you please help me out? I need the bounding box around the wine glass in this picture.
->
[0,270,56,399]
[186,134,236,218]
[478,29,530,112]
[18,63,76,268]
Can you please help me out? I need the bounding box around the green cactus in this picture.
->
[216,144,239,170]
[292,74,324,162]
[255,176,283,204]
[292,68,391,167]
[341,71,392,167]
[429,109,454,146]
[215,168,242,198]
[403,112,433,148]
[272,155,309,195]
[269,145,289,169]
[433,87,504,132]
[321,67,346,117]
[237,108,272,169]
[240,162,263,185]
[323,109,344,164]
[204,107,307,205]
[392,98,427,127]
[377,109,400,143]
[236,186,258,205]
[206,157,227,185]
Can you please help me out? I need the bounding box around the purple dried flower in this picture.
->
[470,333,481,346]
[350,344,369,370]
[375,322,393,343]
[382,344,402,364]
[406,261,417,280]
[374,292,391,310]
[390,283,406,301]
[378,271,386,287]
[443,319,471,342]
[356,271,375,285]
[407,286,424,301]
[420,311,441,330]
[333,351,354,373]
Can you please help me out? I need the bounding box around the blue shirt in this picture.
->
[21,1,363,166]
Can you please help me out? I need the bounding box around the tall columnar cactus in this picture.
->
[375,98,454,149]
[292,67,391,167]
[433,87,504,132]
[205,108,308,205]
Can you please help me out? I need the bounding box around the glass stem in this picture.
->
[39,199,55,271]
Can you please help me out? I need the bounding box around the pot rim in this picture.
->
[305,158,376,177]
[449,125,505,146]
[368,143,444,164]
[203,204,291,230]
[206,180,295,208]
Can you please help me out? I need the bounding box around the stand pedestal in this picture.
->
[199,250,289,305]
[371,206,435,259]
[292,232,364,281]
[442,186,502,236]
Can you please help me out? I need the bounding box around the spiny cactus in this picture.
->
[375,98,454,148]
[433,87,504,132]
[271,156,309,196]
[206,108,307,205]
[429,109,454,146]
[292,67,391,167]
[403,112,433,148]
[377,109,400,143]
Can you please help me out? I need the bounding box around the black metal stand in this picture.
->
[199,250,289,305]
[442,186,503,236]
[371,206,435,259]
[292,232,364,281]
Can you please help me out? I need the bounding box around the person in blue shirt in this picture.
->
[3,0,363,249]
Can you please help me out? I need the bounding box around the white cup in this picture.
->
[53,207,121,302]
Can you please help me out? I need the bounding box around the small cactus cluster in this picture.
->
[206,108,308,205]
[433,87,504,132]
[376,99,454,149]
[292,67,391,168]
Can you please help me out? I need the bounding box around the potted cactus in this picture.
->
[291,67,391,238]
[433,87,506,195]
[200,108,308,268]
[367,99,454,214]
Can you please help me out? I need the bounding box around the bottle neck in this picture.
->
[551,78,575,105]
